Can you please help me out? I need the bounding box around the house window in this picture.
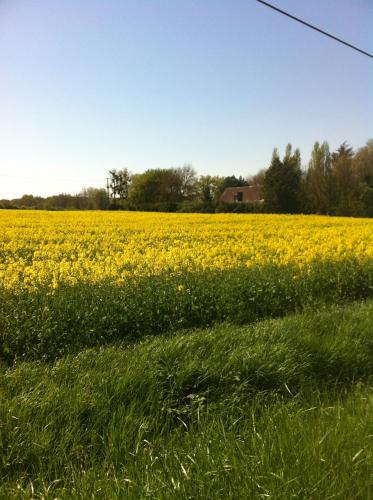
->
[234,191,243,202]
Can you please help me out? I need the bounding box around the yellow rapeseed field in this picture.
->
[1,210,373,290]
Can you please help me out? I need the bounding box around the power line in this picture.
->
[256,0,373,59]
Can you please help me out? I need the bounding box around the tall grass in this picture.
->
[2,259,373,362]
[1,300,373,498]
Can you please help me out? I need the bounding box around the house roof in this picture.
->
[220,185,263,202]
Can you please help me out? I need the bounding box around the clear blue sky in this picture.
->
[0,0,372,198]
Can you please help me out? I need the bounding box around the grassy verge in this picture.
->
[2,258,373,362]
[1,299,373,498]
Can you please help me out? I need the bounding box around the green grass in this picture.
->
[2,259,373,362]
[1,299,373,498]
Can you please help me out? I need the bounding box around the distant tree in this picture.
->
[129,169,175,204]
[247,169,266,187]
[109,168,132,202]
[360,185,373,217]
[353,139,373,186]
[222,175,248,189]
[332,141,354,162]
[17,194,44,208]
[44,193,76,210]
[129,170,161,204]
[304,141,333,214]
[213,175,248,200]
[128,166,197,206]
[263,149,283,212]
[81,187,110,210]
[197,175,224,203]
[177,164,198,199]
[331,142,360,215]
[353,139,373,216]
[159,169,184,202]
[263,145,302,213]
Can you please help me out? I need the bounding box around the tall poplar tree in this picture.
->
[331,142,358,215]
[263,144,302,213]
[305,141,332,214]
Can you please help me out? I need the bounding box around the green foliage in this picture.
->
[361,185,373,217]
[354,139,373,186]
[331,142,361,216]
[221,175,248,189]
[109,168,132,202]
[2,139,373,217]
[128,166,198,205]
[2,259,373,363]
[197,175,224,202]
[304,141,333,214]
[263,145,302,213]
[128,169,164,204]
[81,187,110,209]
[177,200,216,213]
[1,300,373,498]
[215,201,263,213]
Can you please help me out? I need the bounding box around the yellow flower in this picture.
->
[1,210,372,291]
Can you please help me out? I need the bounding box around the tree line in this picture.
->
[263,139,373,217]
[107,165,251,213]
[1,139,372,216]
[0,188,111,211]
